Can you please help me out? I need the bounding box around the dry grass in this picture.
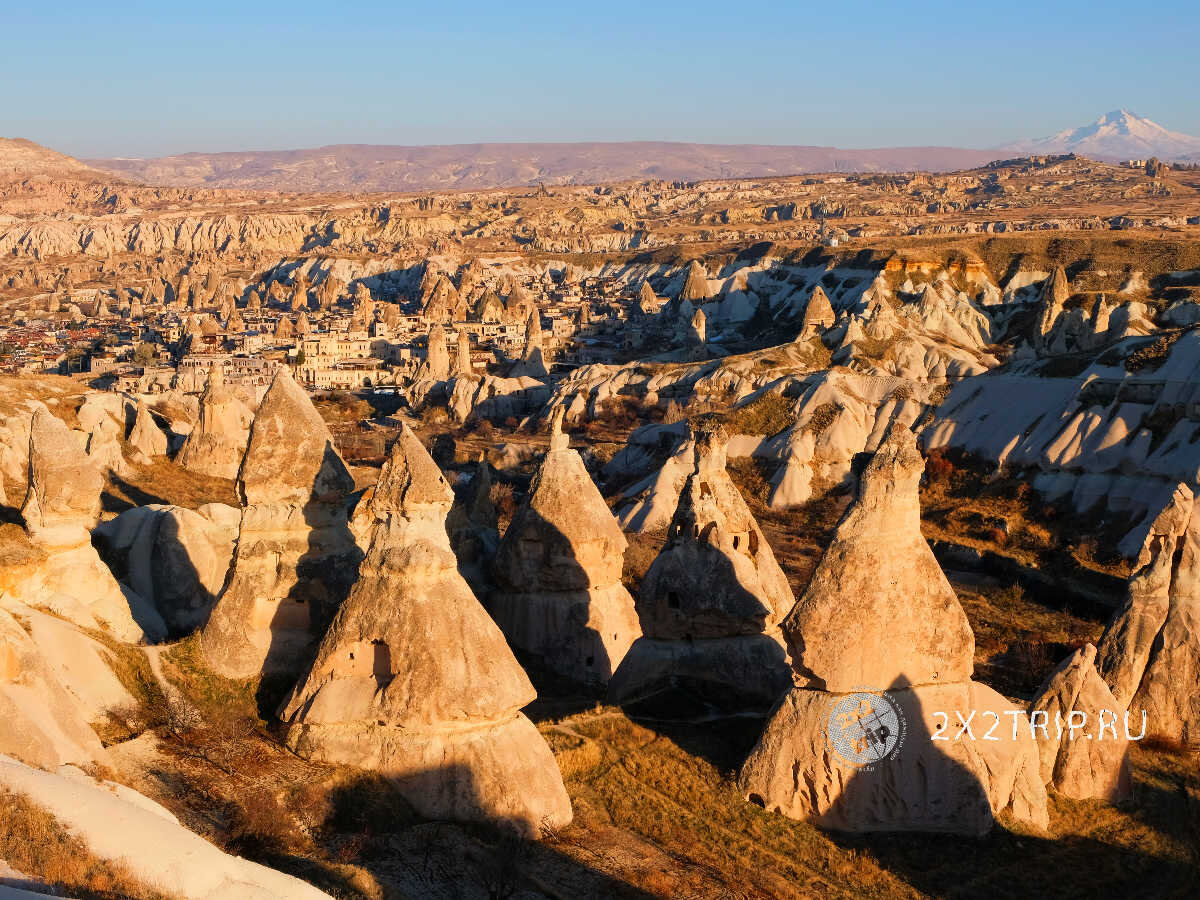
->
[0,786,173,900]
[722,390,795,437]
[104,458,238,513]
[539,708,1200,899]
[621,531,664,595]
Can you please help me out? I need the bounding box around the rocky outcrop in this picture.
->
[740,424,1049,835]
[1028,643,1131,800]
[16,408,159,642]
[95,503,239,634]
[1096,485,1200,745]
[609,418,794,715]
[421,325,450,382]
[454,328,472,377]
[280,426,572,836]
[446,459,500,594]
[489,411,640,684]
[200,368,359,678]
[127,399,168,460]
[799,285,835,336]
[679,260,710,302]
[1033,265,1069,350]
[176,368,252,480]
[509,309,547,378]
[0,606,108,769]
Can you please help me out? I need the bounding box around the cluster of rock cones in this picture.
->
[5,367,1197,840]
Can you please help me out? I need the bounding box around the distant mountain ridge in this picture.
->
[1002,110,1200,162]
[84,142,998,193]
[0,137,109,179]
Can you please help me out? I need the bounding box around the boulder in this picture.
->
[489,410,640,684]
[200,368,359,679]
[280,425,572,836]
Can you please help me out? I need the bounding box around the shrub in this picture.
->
[489,482,517,530]
[724,391,795,437]
[804,401,841,438]
[419,405,449,426]
[1125,332,1182,372]
[925,448,956,481]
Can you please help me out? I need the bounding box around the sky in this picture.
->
[5,0,1199,158]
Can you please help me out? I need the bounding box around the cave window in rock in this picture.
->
[667,591,681,609]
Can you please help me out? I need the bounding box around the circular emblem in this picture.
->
[825,691,905,767]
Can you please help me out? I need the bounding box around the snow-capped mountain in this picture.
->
[1002,110,1200,162]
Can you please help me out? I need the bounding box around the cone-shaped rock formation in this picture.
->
[1096,484,1200,745]
[280,425,572,835]
[609,418,794,715]
[1028,643,1131,800]
[176,367,252,479]
[489,410,640,684]
[740,424,1048,835]
[18,409,157,642]
[200,368,359,678]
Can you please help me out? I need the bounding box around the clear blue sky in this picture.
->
[5,0,1197,158]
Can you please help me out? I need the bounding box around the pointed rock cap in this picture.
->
[548,406,569,452]
[128,399,168,458]
[638,281,660,312]
[368,425,454,521]
[493,410,628,592]
[21,407,102,536]
[1042,266,1070,306]
[803,285,835,327]
[1095,483,1192,705]
[238,367,354,506]
[425,325,450,380]
[679,260,710,301]
[782,422,974,691]
[634,416,794,639]
[691,415,729,474]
